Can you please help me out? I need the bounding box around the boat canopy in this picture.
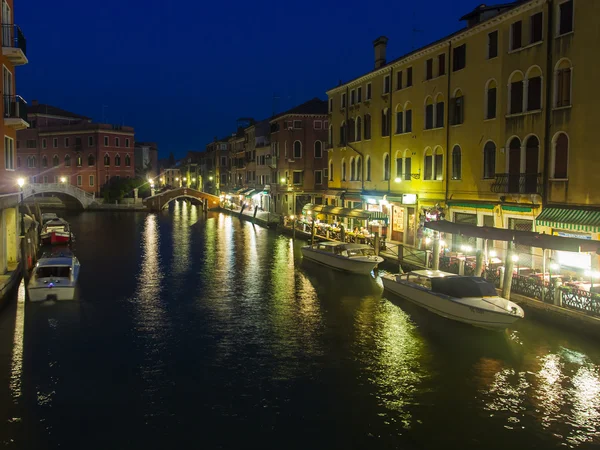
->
[302,203,387,221]
[431,276,498,298]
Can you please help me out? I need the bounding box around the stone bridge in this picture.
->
[22,183,96,209]
[144,187,220,211]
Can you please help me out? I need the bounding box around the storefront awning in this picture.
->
[302,203,386,221]
[536,207,600,232]
[244,189,256,197]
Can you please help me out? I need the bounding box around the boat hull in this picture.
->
[382,276,521,330]
[28,283,76,302]
[301,247,383,275]
[40,231,72,246]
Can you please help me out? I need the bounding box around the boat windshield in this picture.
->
[36,267,71,278]
[347,248,375,257]
[431,277,497,298]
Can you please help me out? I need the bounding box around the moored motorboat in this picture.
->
[40,218,73,245]
[41,212,59,224]
[301,242,384,275]
[381,270,524,329]
[27,250,80,302]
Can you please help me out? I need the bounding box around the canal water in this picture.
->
[0,201,599,449]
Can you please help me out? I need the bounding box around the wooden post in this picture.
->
[373,231,380,256]
[475,250,484,277]
[253,205,258,223]
[340,225,346,244]
[432,231,440,271]
[292,219,296,239]
[502,245,515,300]
[311,221,316,246]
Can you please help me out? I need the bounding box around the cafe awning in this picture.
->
[302,203,386,221]
[244,189,256,197]
[425,220,526,241]
[536,207,600,233]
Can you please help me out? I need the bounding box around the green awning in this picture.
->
[302,203,387,221]
[244,189,256,197]
[536,207,600,232]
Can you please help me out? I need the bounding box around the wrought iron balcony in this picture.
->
[491,173,542,195]
[2,24,27,65]
[3,95,28,130]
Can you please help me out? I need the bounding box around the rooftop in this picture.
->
[27,102,91,121]
[271,97,328,121]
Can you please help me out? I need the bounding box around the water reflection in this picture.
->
[171,200,193,278]
[9,280,25,403]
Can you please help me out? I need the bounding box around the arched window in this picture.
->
[339,122,346,146]
[329,125,333,146]
[356,156,362,181]
[395,150,403,179]
[525,66,543,112]
[524,135,540,193]
[76,153,82,167]
[485,79,497,119]
[424,96,434,129]
[424,148,433,180]
[364,114,371,140]
[350,157,355,181]
[64,154,71,167]
[483,141,496,179]
[342,158,347,182]
[125,154,131,167]
[450,90,464,125]
[52,155,59,167]
[356,116,362,141]
[329,160,334,181]
[451,145,462,180]
[381,108,390,137]
[314,141,322,158]
[403,149,412,181]
[115,154,121,166]
[366,156,371,181]
[507,137,522,192]
[434,147,444,180]
[88,154,95,166]
[383,153,390,181]
[42,155,48,168]
[404,102,413,133]
[16,156,20,168]
[434,94,445,128]
[554,59,572,108]
[293,140,302,159]
[552,133,569,179]
[395,104,404,134]
[29,156,36,168]
[104,154,110,166]
[348,118,356,142]
[508,71,525,114]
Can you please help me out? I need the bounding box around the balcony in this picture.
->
[266,155,277,169]
[2,24,27,66]
[3,95,28,130]
[491,173,542,195]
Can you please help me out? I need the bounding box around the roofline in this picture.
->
[269,112,329,124]
[326,0,544,95]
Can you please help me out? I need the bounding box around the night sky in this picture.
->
[19,0,478,158]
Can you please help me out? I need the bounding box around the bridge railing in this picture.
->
[24,183,95,204]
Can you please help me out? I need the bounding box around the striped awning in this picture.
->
[536,208,600,233]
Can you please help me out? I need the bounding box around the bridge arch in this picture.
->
[144,187,220,212]
[21,183,95,209]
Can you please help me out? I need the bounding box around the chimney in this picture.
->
[373,36,389,69]
[31,99,39,106]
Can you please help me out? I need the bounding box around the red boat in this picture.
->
[40,219,74,246]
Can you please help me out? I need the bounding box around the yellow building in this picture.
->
[327,0,598,269]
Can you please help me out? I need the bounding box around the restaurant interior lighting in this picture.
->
[550,263,560,271]
[425,237,432,245]
[394,177,401,183]
[489,250,497,258]
[512,255,520,262]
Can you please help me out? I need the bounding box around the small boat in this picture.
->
[28,250,80,302]
[41,212,59,225]
[301,242,384,274]
[381,270,524,330]
[40,218,73,245]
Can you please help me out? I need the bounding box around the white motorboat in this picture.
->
[301,242,384,275]
[381,270,524,329]
[28,250,80,302]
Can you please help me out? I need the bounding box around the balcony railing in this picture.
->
[2,24,27,65]
[3,94,28,129]
[491,173,542,195]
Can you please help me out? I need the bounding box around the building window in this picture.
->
[356,116,362,141]
[42,138,47,149]
[435,94,444,128]
[342,159,347,182]
[424,148,443,180]
[42,155,48,168]
[530,12,543,43]
[329,160,334,181]
[28,156,36,168]
[339,122,346,146]
[125,138,130,147]
[115,154,121,166]
[555,59,572,107]
[486,80,497,119]
[552,133,569,179]
[425,58,433,80]
[348,118,356,142]
[75,137,82,149]
[395,151,402,179]
[76,153,82,167]
[406,67,413,87]
[53,138,58,148]
[104,154,110,166]
[511,20,522,50]
[424,149,433,180]
[357,86,362,103]
[115,137,120,147]
[366,83,372,100]
[65,137,70,148]
[364,114,371,140]
[88,136,94,146]
[89,175,94,187]
[292,171,302,185]
[366,156,371,181]
[405,104,413,133]
[329,98,333,113]
[396,70,402,90]
[453,44,466,71]
[350,89,355,105]
[404,150,412,180]
[509,72,524,114]
[558,0,574,36]
[526,67,543,111]
[452,145,462,180]
[313,120,322,130]
[328,125,333,147]
[65,154,71,167]
[350,157,356,181]
[425,97,434,130]
[438,53,446,76]
[395,105,403,134]
[341,93,346,108]
[488,30,498,59]
[383,153,390,181]
[104,136,109,146]
[383,75,390,94]
[314,141,322,158]
[52,155,59,167]
[356,156,362,181]
[450,90,464,125]
[88,154,95,166]
[315,170,322,185]
[43,176,48,184]
[77,175,82,186]
[483,141,496,179]
[293,141,302,159]
[435,148,444,181]
[26,139,36,148]
[293,120,302,129]
[381,108,390,137]
[4,136,14,170]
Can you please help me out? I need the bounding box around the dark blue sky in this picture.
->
[19,0,478,158]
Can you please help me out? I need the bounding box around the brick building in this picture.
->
[16,101,135,195]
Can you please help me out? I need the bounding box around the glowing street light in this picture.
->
[192,177,196,182]
[394,177,402,183]
[17,178,24,188]
[209,176,213,181]
[280,177,286,183]
[175,177,179,181]
[183,177,187,181]
[60,176,67,183]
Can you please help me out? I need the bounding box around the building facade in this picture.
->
[16,102,135,195]
[134,141,158,180]
[327,0,594,269]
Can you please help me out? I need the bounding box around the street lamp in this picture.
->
[17,178,25,237]
[209,176,213,181]
[60,176,67,183]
